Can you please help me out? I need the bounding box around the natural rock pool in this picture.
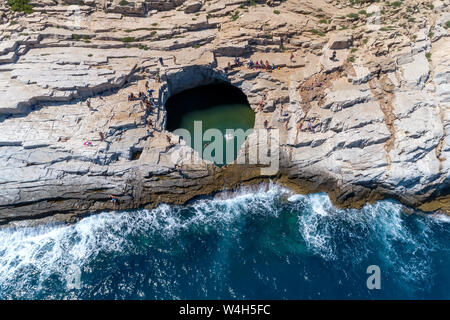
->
[165,83,255,166]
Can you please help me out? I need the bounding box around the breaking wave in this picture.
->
[0,183,448,299]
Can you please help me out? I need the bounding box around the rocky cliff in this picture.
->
[0,0,449,224]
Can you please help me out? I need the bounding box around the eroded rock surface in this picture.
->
[0,0,449,224]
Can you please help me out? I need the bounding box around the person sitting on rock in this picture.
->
[248,60,254,69]
[264,120,268,129]
[330,50,337,61]
[175,165,188,179]
[83,141,93,147]
[147,89,154,97]
[308,121,314,133]
[255,61,260,68]
[109,194,119,206]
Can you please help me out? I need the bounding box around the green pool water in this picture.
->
[178,103,255,165]
[165,83,255,166]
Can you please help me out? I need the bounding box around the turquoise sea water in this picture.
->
[0,184,449,299]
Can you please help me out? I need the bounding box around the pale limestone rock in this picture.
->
[0,0,448,223]
[327,34,353,50]
[400,51,430,89]
[184,1,202,14]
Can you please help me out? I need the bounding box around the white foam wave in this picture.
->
[430,213,450,223]
[290,192,444,287]
[0,183,289,298]
[0,183,446,298]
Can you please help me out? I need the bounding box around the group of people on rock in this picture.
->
[128,90,153,103]
[224,57,243,73]
[225,57,279,73]
[225,52,303,74]
[82,73,164,148]
[128,81,158,113]
[248,59,277,71]
[126,78,160,139]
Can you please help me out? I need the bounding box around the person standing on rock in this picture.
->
[290,52,295,62]
[259,98,265,110]
[175,165,187,179]
[159,57,164,66]
[155,68,161,83]
[109,194,119,206]
[87,99,94,111]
